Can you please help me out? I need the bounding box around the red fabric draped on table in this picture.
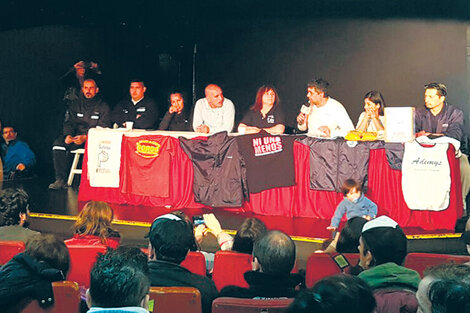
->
[79,135,462,230]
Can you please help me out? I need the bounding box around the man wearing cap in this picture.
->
[358,216,421,313]
[146,214,218,313]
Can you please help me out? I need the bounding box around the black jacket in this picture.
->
[219,271,302,299]
[158,109,191,131]
[148,260,218,313]
[0,253,66,310]
[112,97,159,130]
[63,95,111,136]
[415,103,464,142]
[179,131,249,207]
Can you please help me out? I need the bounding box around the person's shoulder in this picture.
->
[219,285,252,298]
[446,103,463,114]
[328,97,346,108]
[223,98,235,106]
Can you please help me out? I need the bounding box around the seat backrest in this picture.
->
[212,251,253,291]
[373,288,418,313]
[305,253,343,288]
[180,251,207,276]
[404,252,470,277]
[65,244,107,287]
[0,240,25,265]
[148,286,202,313]
[212,297,294,313]
[19,281,81,313]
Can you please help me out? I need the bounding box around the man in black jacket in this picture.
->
[112,80,159,130]
[219,230,302,299]
[49,78,110,190]
[146,214,218,313]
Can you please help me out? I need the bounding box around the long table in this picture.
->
[78,129,463,230]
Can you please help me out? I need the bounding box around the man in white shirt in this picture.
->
[296,78,354,138]
[192,84,235,134]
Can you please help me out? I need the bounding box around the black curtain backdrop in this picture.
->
[0,19,467,177]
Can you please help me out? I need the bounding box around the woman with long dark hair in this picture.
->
[238,85,285,134]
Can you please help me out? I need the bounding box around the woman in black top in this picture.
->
[238,85,285,135]
[158,92,191,131]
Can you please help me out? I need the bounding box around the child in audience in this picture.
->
[65,201,120,249]
[327,179,377,232]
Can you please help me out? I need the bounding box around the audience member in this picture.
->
[287,274,376,313]
[0,188,39,241]
[321,216,368,254]
[50,78,111,190]
[219,230,302,298]
[357,216,421,313]
[415,82,470,214]
[192,84,235,134]
[416,263,470,313]
[296,78,354,137]
[0,234,70,311]
[238,85,285,135]
[355,90,386,137]
[146,213,218,313]
[112,79,159,130]
[158,91,191,131]
[65,201,120,249]
[86,246,150,313]
[1,125,36,179]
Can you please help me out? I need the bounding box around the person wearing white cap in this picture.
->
[357,216,421,313]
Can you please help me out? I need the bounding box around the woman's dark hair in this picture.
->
[336,217,368,253]
[73,201,119,244]
[287,274,376,313]
[232,218,267,254]
[364,90,385,116]
[251,85,280,112]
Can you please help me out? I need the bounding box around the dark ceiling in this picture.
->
[1,0,469,32]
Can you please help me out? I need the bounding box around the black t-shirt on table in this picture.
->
[236,130,296,194]
[240,105,285,129]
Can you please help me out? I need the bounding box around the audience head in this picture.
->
[170,210,198,251]
[252,85,280,111]
[336,216,368,253]
[87,246,150,309]
[2,125,17,143]
[74,201,118,244]
[424,82,447,110]
[147,213,194,264]
[359,216,407,268]
[417,263,470,313]
[205,84,224,108]
[363,90,385,116]
[0,187,30,227]
[307,78,330,104]
[287,274,376,313]
[82,79,99,99]
[232,217,267,254]
[25,234,70,278]
[252,230,296,274]
[129,79,147,102]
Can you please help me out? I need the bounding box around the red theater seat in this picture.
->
[212,297,294,313]
[65,245,107,287]
[181,251,207,276]
[148,286,202,313]
[212,251,252,291]
[404,252,470,277]
[0,240,25,265]
[13,281,81,313]
[305,253,343,288]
